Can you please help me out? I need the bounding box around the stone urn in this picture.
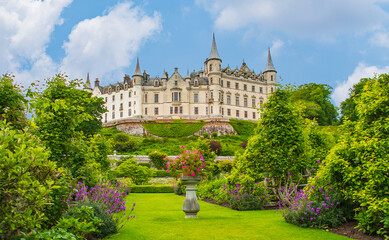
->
[181,175,202,218]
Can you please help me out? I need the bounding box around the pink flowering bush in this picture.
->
[166,146,207,178]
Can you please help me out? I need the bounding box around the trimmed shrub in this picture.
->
[130,185,174,193]
[114,132,130,142]
[202,132,209,138]
[114,158,152,185]
[138,163,151,168]
[142,120,206,137]
[229,118,257,136]
[115,139,138,152]
[208,140,222,155]
[148,151,168,169]
[211,132,218,138]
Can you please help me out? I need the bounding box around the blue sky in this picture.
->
[1,0,389,106]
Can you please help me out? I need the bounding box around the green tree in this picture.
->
[310,74,389,236]
[340,78,372,122]
[290,83,338,125]
[0,122,62,239]
[231,86,309,201]
[29,74,107,176]
[0,74,27,130]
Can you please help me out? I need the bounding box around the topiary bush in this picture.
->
[202,132,209,138]
[148,151,168,169]
[211,132,218,138]
[114,158,152,185]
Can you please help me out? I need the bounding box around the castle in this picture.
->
[86,34,277,124]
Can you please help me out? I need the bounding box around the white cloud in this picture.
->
[60,2,162,81]
[196,0,389,39]
[270,39,283,55]
[332,62,389,106]
[0,0,72,85]
[370,31,389,48]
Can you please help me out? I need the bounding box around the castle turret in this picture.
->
[132,57,143,118]
[263,48,277,94]
[84,72,92,92]
[205,33,222,117]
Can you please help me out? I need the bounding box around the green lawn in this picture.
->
[109,193,350,240]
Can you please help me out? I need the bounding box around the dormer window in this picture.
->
[124,84,128,90]
[154,80,159,87]
[108,88,112,93]
[116,86,120,91]
[175,80,178,86]
[194,80,198,87]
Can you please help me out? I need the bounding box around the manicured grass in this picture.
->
[109,193,349,240]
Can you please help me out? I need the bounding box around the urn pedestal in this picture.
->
[181,175,201,218]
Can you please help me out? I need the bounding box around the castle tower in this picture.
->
[205,33,222,117]
[264,48,277,82]
[132,57,143,118]
[84,72,92,92]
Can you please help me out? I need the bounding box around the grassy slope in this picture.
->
[110,193,349,240]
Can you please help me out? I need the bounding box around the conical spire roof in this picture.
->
[134,57,142,76]
[208,33,221,60]
[264,48,276,72]
[85,72,91,88]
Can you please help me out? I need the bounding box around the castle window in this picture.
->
[252,98,256,108]
[120,103,123,110]
[120,93,123,100]
[124,84,128,90]
[194,80,198,87]
[105,97,107,103]
[144,94,147,103]
[120,112,123,118]
[260,99,263,107]
[211,106,213,114]
[128,102,131,107]
[235,96,239,106]
[236,110,239,117]
[194,107,199,115]
[221,80,224,87]
[227,81,230,88]
[235,83,239,89]
[180,106,183,114]
[271,87,274,93]
[253,112,256,119]
[174,92,180,102]
[145,108,147,115]
[221,108,224,115]
[244,98,248,107]
[206,107,208,115]
[154,80,159,87]
[227,109,231,116]
[209,64,212,72]
[134,91,136,95]
[112,105,115,110]
[104,113,107,123]
[112,95,115,101]
[128,109,132,116]
[154,108,159,115]
[112,112,115,119]
[194,93,198,103]
[271,75,273,81]
[252,86,255,92]
[129,92,132,97]
[244,84,247,91]
[154,94,159,103]
[170,107,173,114]
[244,111,248,118]
[175,107,178,114]
[175,80,178,86]
[109,88,112,93]
[116,86,120,91]
[210,91,213,99]
[211,77,213,84]
[227,95,231,105]
[260,87,263,93]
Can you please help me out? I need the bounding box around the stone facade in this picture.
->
[86,34,277,124]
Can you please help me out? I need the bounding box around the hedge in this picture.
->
[142,120,206,137]
[130,185,174,193]
[229,119,258,136]
[152,170,171,178]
